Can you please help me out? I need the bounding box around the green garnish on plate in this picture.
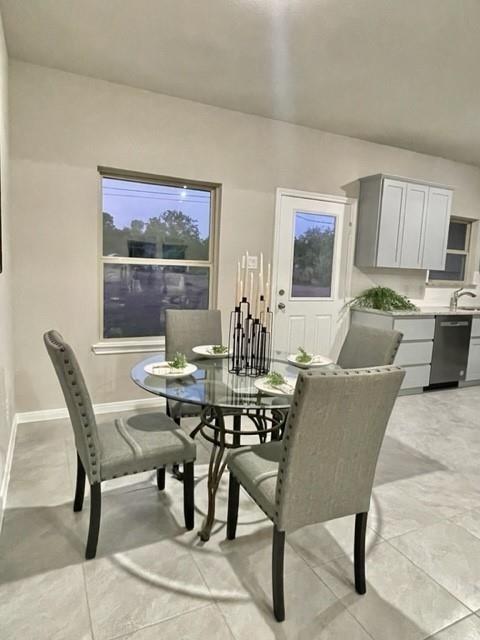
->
[266,371,287,387]
[295,347,312,364]
[210,345,228,355]
[168,352,187,370]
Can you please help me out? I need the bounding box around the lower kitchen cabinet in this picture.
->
[402,364,431,389]
[466,337,480,381]
[351,309,435,393]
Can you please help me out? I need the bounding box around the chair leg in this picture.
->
[183,461,195,530]
[354,512,368,595]
[272,525,286,622]
[73,453,86,512]
[86,483,102,560]
[156,467,166,491]
[226,472,240,540]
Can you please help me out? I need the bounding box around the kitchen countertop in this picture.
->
[351,306,480,318]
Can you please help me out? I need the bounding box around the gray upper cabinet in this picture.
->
[355,174,452,270]
[420,187,452,270]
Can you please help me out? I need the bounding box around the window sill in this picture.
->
[92,339,165,355]
[426,282,476,289]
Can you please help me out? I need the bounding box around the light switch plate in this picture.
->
[247,255,258,269]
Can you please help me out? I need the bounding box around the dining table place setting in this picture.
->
[143,352,198,378]
[287,347,334,369]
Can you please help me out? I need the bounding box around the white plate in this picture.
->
[144,361,198,378]
[287,354,334,369]
[254,376,297,396]
[192,344,232,358]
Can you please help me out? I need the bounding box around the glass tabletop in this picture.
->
[131,351,339,410]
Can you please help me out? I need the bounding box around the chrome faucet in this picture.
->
[450,287,477,311]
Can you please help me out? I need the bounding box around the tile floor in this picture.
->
[2,385,480,639]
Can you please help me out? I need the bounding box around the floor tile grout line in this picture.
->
[291,524,384,572]
[296,545,377,640]
[423,612,479,639]
[81,562,97,640]
[306,534,472,640]
[105,602,212,640]
[383,537,477,614]
[376,513,452,545]
[383,510,480,546]
[447,510,480,541]
[212,600,239,640]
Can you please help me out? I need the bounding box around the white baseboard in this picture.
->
[16,397,166,424]
[0,414,18,532]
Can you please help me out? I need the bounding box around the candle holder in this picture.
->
[228,296,272,377]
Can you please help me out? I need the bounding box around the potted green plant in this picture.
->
[349,286,417,312]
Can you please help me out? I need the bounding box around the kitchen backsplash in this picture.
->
[412,283,478,308]
[352,266,479,309]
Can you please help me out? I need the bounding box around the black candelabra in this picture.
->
[228,295,273,376]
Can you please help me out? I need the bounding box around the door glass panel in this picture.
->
[291,211,336,298]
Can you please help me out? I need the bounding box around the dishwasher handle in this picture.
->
[439,320,470,327]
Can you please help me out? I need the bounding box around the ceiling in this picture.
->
[2,0,480,166]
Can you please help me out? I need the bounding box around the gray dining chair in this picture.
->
[337,323,403,368]
[226,366,405,622]
[165,308,222,447]
[164,309,222,478]
[44,330,196,559]
[165,309,222,364]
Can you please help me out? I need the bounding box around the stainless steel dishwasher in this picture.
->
[429,315,472,386]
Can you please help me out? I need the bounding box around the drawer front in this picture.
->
[471,317,480,338]
[395,341,433,366]
[394,318,435,341]
[401,364,431,389]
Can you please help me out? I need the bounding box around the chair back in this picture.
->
[276,366,404,532]
[44,330,101,484]
[337,323,402,369]
[165,309,222,361]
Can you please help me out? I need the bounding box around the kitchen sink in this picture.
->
[458,306,480,311]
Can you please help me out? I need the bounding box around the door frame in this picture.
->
[272,187,358,352]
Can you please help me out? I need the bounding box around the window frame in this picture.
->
[93,167,221,355]
[427,217,473,287]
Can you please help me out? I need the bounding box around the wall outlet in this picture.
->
[241,255,259,269]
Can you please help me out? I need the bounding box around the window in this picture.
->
[99,170,218,346]
[429,218,472,284]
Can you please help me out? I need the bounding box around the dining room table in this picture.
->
[131,350,339,541]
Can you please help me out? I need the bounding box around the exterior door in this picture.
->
[272,191,352,357]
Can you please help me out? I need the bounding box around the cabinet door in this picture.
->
[466,338,480,381]
[421,187,452,270]
[399,183,429,268]
[377,179,406,267]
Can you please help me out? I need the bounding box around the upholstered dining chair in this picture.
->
[165,311,223,419]
[44,330,196,560]
[165,310,222,477]
[337,323,403,368]
[226,366,405,622]
[165,309,222,364]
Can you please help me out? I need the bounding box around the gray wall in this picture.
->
[0,14,14,516]
[9,60,480,412]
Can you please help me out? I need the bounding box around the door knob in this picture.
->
[278,302,286,310]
